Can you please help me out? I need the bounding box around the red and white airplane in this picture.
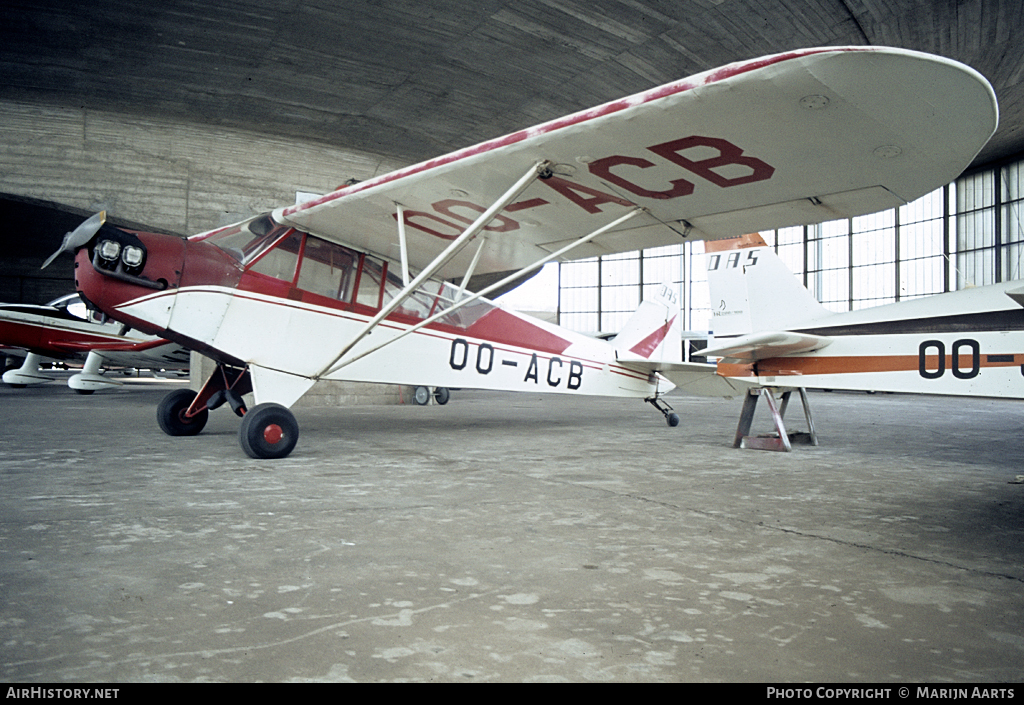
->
[52,47,997,458]
[0,290,190,393]
[702,232,1024,450]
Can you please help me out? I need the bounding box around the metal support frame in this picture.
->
[733,387,818,452]
[189,363,252,419]
[646,396,679,426]
[457,235,489,300]
[316,160,552,379]
[396,203,411,286]
[323,206,645,376]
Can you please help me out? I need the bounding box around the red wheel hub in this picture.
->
[263,423,284,445]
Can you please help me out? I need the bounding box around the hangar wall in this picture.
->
[0,100,407,236]
[0,99,421,406]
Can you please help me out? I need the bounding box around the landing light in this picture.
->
[98,239,121,261]
[121,245,145,268]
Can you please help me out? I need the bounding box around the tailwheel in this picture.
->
[157,389,209,436]
[646,396,680,427]
[239,403,299,459]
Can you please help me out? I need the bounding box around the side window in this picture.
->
[296,236,358,302]
[382,269,436,319]
[356,257,385,308]
[248,229,302,282]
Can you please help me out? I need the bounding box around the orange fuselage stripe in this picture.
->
[719,354,1023,377]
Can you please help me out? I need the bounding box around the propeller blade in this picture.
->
[41,211,106,270]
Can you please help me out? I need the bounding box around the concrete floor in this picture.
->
[0,379,1022,683]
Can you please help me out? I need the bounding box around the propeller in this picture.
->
[41,211,106,270]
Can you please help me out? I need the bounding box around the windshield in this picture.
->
[201,214,291,265]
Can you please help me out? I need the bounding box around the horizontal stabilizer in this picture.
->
[1004,285,1024,308]
[621,360,757,398]
[703,331,832,363]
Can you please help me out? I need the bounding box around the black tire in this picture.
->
[239,403,299,459]
[157,389,209,436]
[413,386,431,405]
[666,412,680,427]
[433,387,450,405]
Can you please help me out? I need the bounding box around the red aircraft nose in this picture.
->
[73,225,241,338]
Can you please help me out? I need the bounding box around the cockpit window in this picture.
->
[203,214,292,265]
[46,293,93,322]
[248,229,302,282]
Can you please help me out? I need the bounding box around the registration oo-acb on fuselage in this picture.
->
[65,46,998,459]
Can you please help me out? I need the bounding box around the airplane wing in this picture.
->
[702,331,833,363]
[48,338,183,354]
[0,298,189,369]
[266,46,997,282]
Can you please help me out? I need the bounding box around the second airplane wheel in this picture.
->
[413,386,431,405]
[239,403,299,459]
[433,387,450,405]
[157,389,209,436]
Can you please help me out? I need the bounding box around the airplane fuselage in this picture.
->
[73,218,670,408]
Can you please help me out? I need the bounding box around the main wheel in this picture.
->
[413,386,431,405]
[433,387,450,405]
[157,389,209,436]
[239,403,299,459]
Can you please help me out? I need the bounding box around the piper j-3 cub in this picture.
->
[53,47,997,458]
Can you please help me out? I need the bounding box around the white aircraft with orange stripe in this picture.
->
[703,234,1024,449]
[47,47,998,458]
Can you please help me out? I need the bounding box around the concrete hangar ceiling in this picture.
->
[1,0,1023,302]
[3,0,1023,166]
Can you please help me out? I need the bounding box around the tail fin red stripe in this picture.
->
[629,315,677,358]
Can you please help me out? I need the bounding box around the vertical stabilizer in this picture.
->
[612,283,682,363]
[706,234,830,336]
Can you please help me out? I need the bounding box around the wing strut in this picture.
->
[457,235,488,300]
[316,160,553,379]
[320,206,645,378]
[396,203,411,286]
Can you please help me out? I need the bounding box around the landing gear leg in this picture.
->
[733,387,818,451]
[646,396,680,427]
[2,352,48,387]
[156,363,251,437]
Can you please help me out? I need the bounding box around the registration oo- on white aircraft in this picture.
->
[54,46,997,459]
[701,233,1024,450]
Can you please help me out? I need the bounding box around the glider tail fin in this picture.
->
[705,234,830,336]
[612,284,682,363]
